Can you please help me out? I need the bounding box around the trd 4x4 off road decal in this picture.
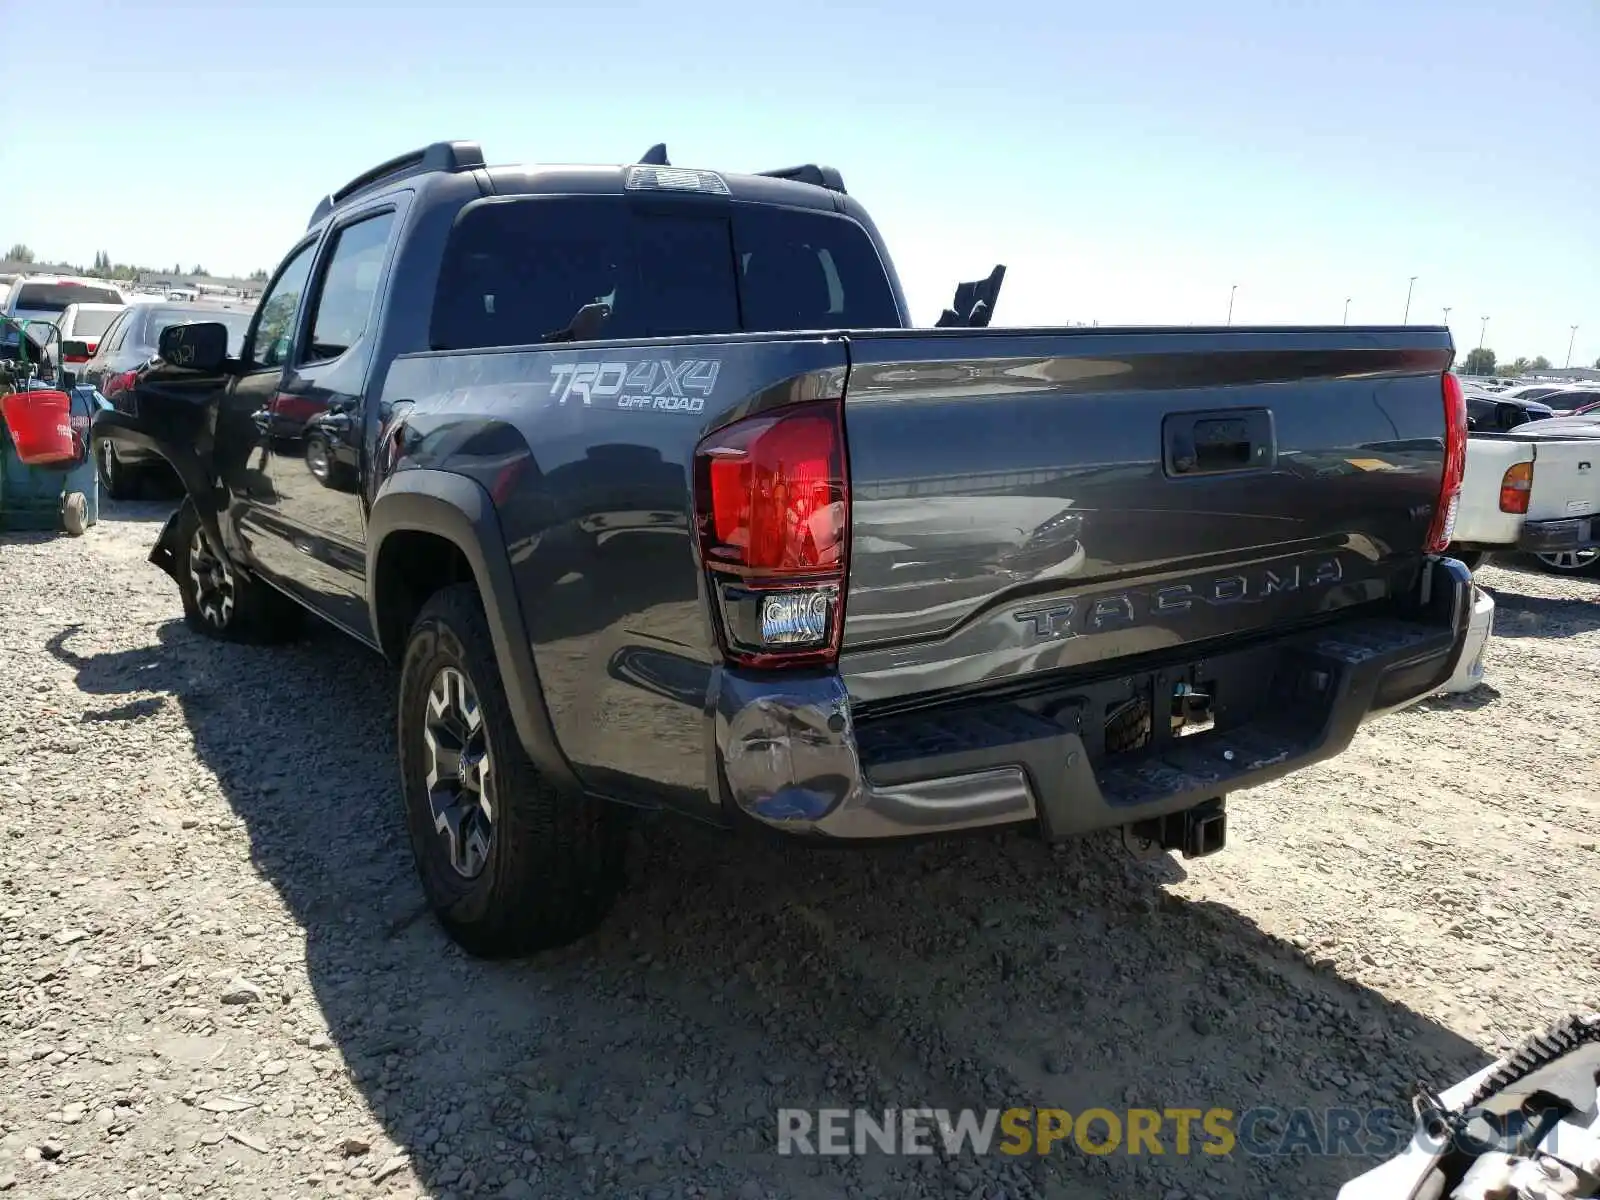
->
[549,359,721,413]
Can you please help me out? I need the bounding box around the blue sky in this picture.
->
[3,0,1595,366]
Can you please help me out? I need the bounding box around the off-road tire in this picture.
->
[398,582,628,957]
[172,503,302,643]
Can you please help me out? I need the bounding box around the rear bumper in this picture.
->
[1517,514,1599,554]
[716,557,1474,841]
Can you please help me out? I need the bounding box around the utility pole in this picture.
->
[1227,284,1237,326]
[1403,276,1418,324]
[1567,325,1579,369]
[1343,297,1351,324]
[1479,316,1489,350]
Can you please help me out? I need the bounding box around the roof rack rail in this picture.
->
[757,164,847,194]
[307,140,485,229]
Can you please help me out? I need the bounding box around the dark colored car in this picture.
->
[97,141,1474,958]
[81,302,254,496]
[1545,388,1600,417]
[1461,381,1555,432]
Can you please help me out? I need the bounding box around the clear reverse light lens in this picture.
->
[760,590,833,647]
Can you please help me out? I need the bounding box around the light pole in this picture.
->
[1343,297,1351,324]
[1442,306,1451,327]
[1567,325,1580,369]
[1227,284,1237,326]
[1403,276,1418,324]
[1479,316,1489,351]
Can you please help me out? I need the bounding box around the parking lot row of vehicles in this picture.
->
[0,274,259,497]
[1460,378,1600,425]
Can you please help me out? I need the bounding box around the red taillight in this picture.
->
[1498,460,1533,514]
[104,370,138,399]
[1426,373,1468,553]
[694,400,849,668]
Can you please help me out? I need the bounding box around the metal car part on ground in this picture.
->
[1338,1011,1600,1200]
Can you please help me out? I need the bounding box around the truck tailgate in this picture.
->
[837,327,1454,703]
[1455,438,1535,546]
[1523,437,1600,522]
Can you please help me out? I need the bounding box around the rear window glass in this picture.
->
[13,282,123,313]
[732,205,898,332]
[431,197,898,351]
[69,308,121,337]
[139,307,254,357]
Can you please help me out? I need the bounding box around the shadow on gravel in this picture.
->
[1413,684,1501,713]
[1481,586,1600,639]
[46,619,1491,1200]
[78,696,168,723]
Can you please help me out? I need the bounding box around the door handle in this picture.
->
[1164,409,1276,477]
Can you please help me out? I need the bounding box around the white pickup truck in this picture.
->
[1449,419,1600,576]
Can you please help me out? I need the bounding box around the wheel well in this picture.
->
[372,529,477,661]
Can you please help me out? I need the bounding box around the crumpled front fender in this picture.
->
[92,407,229,571]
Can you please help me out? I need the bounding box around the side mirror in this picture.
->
[158,321,229,372]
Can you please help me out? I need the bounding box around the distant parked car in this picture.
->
[1460,381,1554,431]
[1498,383,1572,403]
[0,276,124,362]
[81,301,253,498]
[54,302,126,371]
[1540,386,1600,416]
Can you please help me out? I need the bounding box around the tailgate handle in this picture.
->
[1164,409,1275,477]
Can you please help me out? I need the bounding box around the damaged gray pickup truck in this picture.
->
[95,140,1475,956]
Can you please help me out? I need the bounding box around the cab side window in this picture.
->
[300,211,396,365]
[247,242,318,369]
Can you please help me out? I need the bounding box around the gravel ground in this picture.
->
[2,502,1597,1200]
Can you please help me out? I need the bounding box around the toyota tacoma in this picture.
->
[95,140,1476,956]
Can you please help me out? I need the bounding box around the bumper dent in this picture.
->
[716,674,1038,838]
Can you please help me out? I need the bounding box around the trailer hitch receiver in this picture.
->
[1122,797,1228,860]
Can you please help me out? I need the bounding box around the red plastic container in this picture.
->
[1,390,76,466]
